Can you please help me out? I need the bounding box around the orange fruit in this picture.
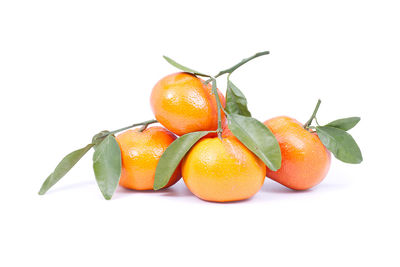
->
[116,126,181,190]
[150,72,226,136]
[263,116,331,190]
[182,136,266,202]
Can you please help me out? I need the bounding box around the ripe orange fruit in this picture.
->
[150,72,225,136]
[263,116,331,190]
[116,126,181,190]
[182,136,266,202]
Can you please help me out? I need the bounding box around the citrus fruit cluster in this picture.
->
[39,51,362,202]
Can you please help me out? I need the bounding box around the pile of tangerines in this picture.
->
[39,51,362,202]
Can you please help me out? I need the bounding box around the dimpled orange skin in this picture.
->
[182,136,266,202]
[263,116,331,190]
[116,126,181,190]
[150,72,226,136]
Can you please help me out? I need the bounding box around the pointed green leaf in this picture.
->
[316,126,363,164]
[225,80,251,117]
[325,117,360,131]
[92,135,122,200]
[163,56,210,77]
[38,144,94,195]
[154,131,210,190]
[227,113,281,171]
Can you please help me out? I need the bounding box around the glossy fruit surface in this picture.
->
[116,126,181,190]
[182,136,266,202]
[150,72,225,136]
[264,116,331,190]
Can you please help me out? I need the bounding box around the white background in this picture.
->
[1,0,399,266]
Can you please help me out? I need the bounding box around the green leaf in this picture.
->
[154,131,210,190]
[92,135,122,200]
[225,80,251,117]
[325,117,361,131]
[162,56,210,77]
[316,126,363,164]
[92,130,110,145]
[38,144,94,195]
[227,113,281,171]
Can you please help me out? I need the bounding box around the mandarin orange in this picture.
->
[264,116,331,190]
[150,72,225,136]
[116,126,181,190]
[182,136,266,202]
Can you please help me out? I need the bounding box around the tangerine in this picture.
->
[150,72,225,136]
[182,136,266,202]
[116,126,181,190]
[263,116,331,190]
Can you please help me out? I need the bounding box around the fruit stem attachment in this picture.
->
[210,77,223,140]
[109,119,158,135]
[204,51,270,84]
[139,123,150,132]
[304,99,321,129]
